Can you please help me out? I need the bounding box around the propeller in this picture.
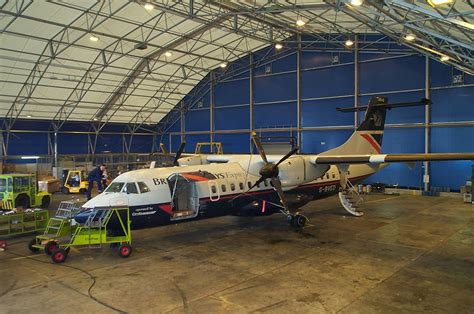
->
[157,142,186,166]
[245,132,299,215]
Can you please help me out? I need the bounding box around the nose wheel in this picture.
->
[288,213,308,228]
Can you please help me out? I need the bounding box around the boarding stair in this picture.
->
[338,175,364,217]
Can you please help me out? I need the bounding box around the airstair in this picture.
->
[39,201,80,239]
[338,175,364,217]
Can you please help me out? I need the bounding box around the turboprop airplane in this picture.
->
[77,96,474,229]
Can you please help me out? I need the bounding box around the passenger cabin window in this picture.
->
[221,184,227,192]
[248,181,252,189]
[332,173,335,179]
[124,182,138,194]
[137,182,150,193]
[264,180,268,187]
[211,185,217,193]
[239,182,244,190]
[230,183,235,191]
[326,174,330,179]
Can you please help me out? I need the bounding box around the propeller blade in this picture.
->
[173,142,186,165]
[274,147,299,167]
[251,132,268,164]
[270,177,291,213]
[160,143,171,162]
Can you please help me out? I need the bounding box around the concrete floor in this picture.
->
[0,193,473,313]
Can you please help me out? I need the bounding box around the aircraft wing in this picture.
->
[311,153,474,165]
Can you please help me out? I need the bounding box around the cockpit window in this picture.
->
[137,182,150,193]
[124,182,138,194]
[105,182,125,193]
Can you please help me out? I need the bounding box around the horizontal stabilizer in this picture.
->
[311,153,474,165]
[336,98,430,112]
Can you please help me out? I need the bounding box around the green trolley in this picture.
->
[29,204,132,263]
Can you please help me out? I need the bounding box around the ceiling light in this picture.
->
[275,43,283,50]
[350,0,364,6]
[93,117,98,121]
[89,34,99,42]
[26,115,32,118]
[404,33,416,41]
[143,3,154,10]
[220,62,227,68]
[427,0,453,6]
[165,51,173,57]
[440,55,450,62]
[21,156,40,160]
[296,19,306,27]
[345,39,354,47]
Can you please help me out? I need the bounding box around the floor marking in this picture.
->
[363,195,401,204]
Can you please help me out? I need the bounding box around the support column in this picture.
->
[249,53,254,152]
[180,102,185,148]
[424,56,430,192]
[296,34,302,149]
[210,71,215,153]
[54,131,58,168]
[354,35,359,128]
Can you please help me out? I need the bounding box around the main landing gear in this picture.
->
[288,213,308,228]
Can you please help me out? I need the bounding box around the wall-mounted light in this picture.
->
[296,19,306,27]
[404,33,416,41]
[143,3,154,10]
[440,55,450,62]
[427,0,453,6]
[350,0,364,6]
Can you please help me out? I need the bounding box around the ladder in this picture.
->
[338,174,364,217]
[42,201,80,237]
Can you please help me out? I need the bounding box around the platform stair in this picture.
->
[338,175,364,217]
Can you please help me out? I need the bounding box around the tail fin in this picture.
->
[321,96,388,156]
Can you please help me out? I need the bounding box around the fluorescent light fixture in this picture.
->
[21,156,40,160]
[296,19,306,27]
[143,3,154,10]
[440,55,450,62]
[427,0,453,6]
[220,62,227,68]
[89,34,99,42]
[404,33,416,41]
[275,43,283,50]
[165,51,173,57]
[350,0,364,6]
[345,39,354,47]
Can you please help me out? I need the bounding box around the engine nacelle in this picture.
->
[279,156,329,188]
[178,155,209,166]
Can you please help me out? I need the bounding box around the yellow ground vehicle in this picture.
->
[62,170,88,194]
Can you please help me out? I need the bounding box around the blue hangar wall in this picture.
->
[0,120,155,156]
[163,39,474,191]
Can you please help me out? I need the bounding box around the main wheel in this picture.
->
[51,248,68,263]
[118,244,132,258]
[62,187,70,194]
[40,195,51,208]
[28,238,39,253]
[44,241,58,255]
[291,214,307,228]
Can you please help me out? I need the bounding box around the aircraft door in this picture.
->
[167,173,200,220]
[208,180,220,201]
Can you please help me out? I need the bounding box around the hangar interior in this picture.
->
[0,0,473,313]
